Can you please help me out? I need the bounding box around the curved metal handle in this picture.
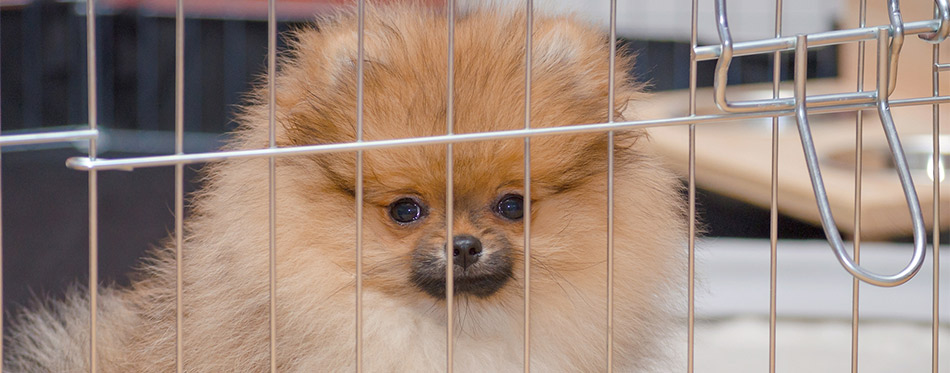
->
[792,32,926,287]
[886,0,904,96]
[712,0,794,113]
[919,0,950,43]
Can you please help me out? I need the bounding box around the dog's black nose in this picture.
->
[452,235,483,269]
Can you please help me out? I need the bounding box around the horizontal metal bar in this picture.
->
[809,94,950,113]
[937,63,950,71]
[67,112,792,171]
[888,95,950,107]
[64,93,950,172]
[695,19,940,61]
[720,90,878,113]
[0,129,99,147]
[786,90,950,111]
[809,91,877,108]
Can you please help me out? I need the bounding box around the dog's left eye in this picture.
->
[495,194,524,220]
[389,198,425,224]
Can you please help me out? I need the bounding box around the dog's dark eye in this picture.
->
[495,194,524,220]
[389,198,424,224]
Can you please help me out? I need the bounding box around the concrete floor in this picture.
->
[695,317,943,373]
[693,238,947,372]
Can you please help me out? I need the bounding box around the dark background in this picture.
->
[0,0,836,318]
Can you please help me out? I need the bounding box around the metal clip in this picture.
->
[712,0,794,113]
[712,0,911,111]
[919,0,950,43]
[886,0,904,96]
[792,32,926,287]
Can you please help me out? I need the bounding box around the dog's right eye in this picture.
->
[495,194,524,221]
[389,198,425,224]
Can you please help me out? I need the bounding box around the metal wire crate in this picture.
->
[1,0,948,371]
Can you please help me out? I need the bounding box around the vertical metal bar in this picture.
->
[688,0,699,370]
[886,0,904,97]
[932,15,941,373]
[174,0,185,370]
[851,1,867,372]
[445,1,456,372]
[0,170,2,373]
[606,0,617,371]
[267,0,278,370]
[0,181,2,371]
[769,0,783,371]
[0,7,4,367]
[794,32,809,237]
[355,1,366,372]
[522,1,533,372]
[86,0,99,370]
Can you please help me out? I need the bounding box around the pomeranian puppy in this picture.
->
[6,3,685,372]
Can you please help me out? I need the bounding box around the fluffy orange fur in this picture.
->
[6,3,685,371]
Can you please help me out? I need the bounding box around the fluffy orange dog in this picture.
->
[7,4,685,371]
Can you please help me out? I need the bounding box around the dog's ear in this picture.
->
[533,19,596,67]
[266,25,366,148]
[269,7,413,148]
[527,16,648,129]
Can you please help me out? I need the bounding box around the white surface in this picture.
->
[691,238,947,372]
[695,317,945,373]
[471,0,843,42]
[697,238,947,322]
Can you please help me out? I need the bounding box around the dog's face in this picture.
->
[349,134,627,301]
[362,144,525,300]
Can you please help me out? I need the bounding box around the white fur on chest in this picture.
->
[291,291,583,372]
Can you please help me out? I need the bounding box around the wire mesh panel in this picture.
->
[0,0,948,372]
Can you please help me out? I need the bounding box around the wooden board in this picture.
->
[636,80,949,240]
